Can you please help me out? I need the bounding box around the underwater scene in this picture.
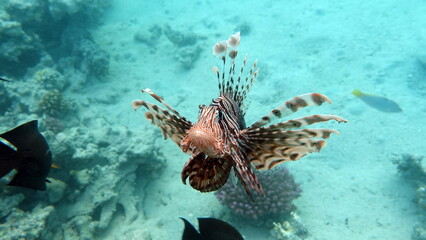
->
[0,0,425,239]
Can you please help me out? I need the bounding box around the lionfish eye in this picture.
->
[216,109,223,120]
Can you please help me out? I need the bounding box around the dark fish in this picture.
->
[0,77,11,82]
[0,120,52,190]
[133,32,347,198]
[352,89,402,113]
[181,217,244,240]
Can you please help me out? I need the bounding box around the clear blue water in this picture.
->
[0,0,425,239]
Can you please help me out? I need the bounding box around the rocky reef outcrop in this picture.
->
[393,154,426,240]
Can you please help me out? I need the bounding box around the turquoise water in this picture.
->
[0,0,425,239]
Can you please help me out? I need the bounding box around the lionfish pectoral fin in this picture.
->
[181,154,232,192]
[254,114,348,131]
[243,115,346,170]
[229,147,264,199]
[132,89,192,146]
[251,93,333,128]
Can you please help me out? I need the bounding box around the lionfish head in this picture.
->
[181,105,224,158]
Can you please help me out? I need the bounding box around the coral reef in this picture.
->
[0,9,41,75]
[164,24,198,47]
[134,24,205,68]
[75,39,110,79]
[270,212,309,240]
[215,167,302,224]
[0,0,110,77]
[0,205,55,240]
[37,90,72,118]
[407,56,426,96]
[134,24,163,47]
[0,117,167,240]
[33,67,67,91]
[175,45,203,68]
[0,84,15,114]
[43,116,65,133]
[393,154,426,240]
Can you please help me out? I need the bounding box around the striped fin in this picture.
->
[242,126,341,170]
[230,146,264,199]
[251,93,332,128]
[132,89,192,147]
[181,153,233,192]
[212,32,258,116]
[251,114,347,131]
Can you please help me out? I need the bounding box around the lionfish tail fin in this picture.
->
[212,32,259,115]
[251,93,332,128]
[181,154,232,192]
[132,88,192,146]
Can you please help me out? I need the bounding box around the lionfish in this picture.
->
[132,32,347,198]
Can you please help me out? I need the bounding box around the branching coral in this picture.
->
[215,167,302,223]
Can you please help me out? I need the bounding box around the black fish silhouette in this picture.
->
[0,120,52,190]
[181,217,244,240]
[0,77,11,82]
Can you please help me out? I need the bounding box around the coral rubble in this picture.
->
[270,212,309,240]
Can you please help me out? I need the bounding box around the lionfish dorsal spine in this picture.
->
[212,32,258,115]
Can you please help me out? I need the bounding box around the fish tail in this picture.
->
[51,163,61,169]
[181,154,232,192]
[352,89,363,97]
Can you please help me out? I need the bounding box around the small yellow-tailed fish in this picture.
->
[352,89,402,113]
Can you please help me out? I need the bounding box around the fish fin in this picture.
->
[181,153,232,192]
[243,122,342,170]
[212,32,258,115]
[133,89,192,147]
[51,163,60,169]
[7,166,47,190]
[180,218,201,240]
[259,114,347,131]
[0,120,51,190]
[230,146,263,199]
[0,120,40,149]
[198,218,244,240]
[0,141,17,178]
[251,93,332,128]
[0,77,11,82]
